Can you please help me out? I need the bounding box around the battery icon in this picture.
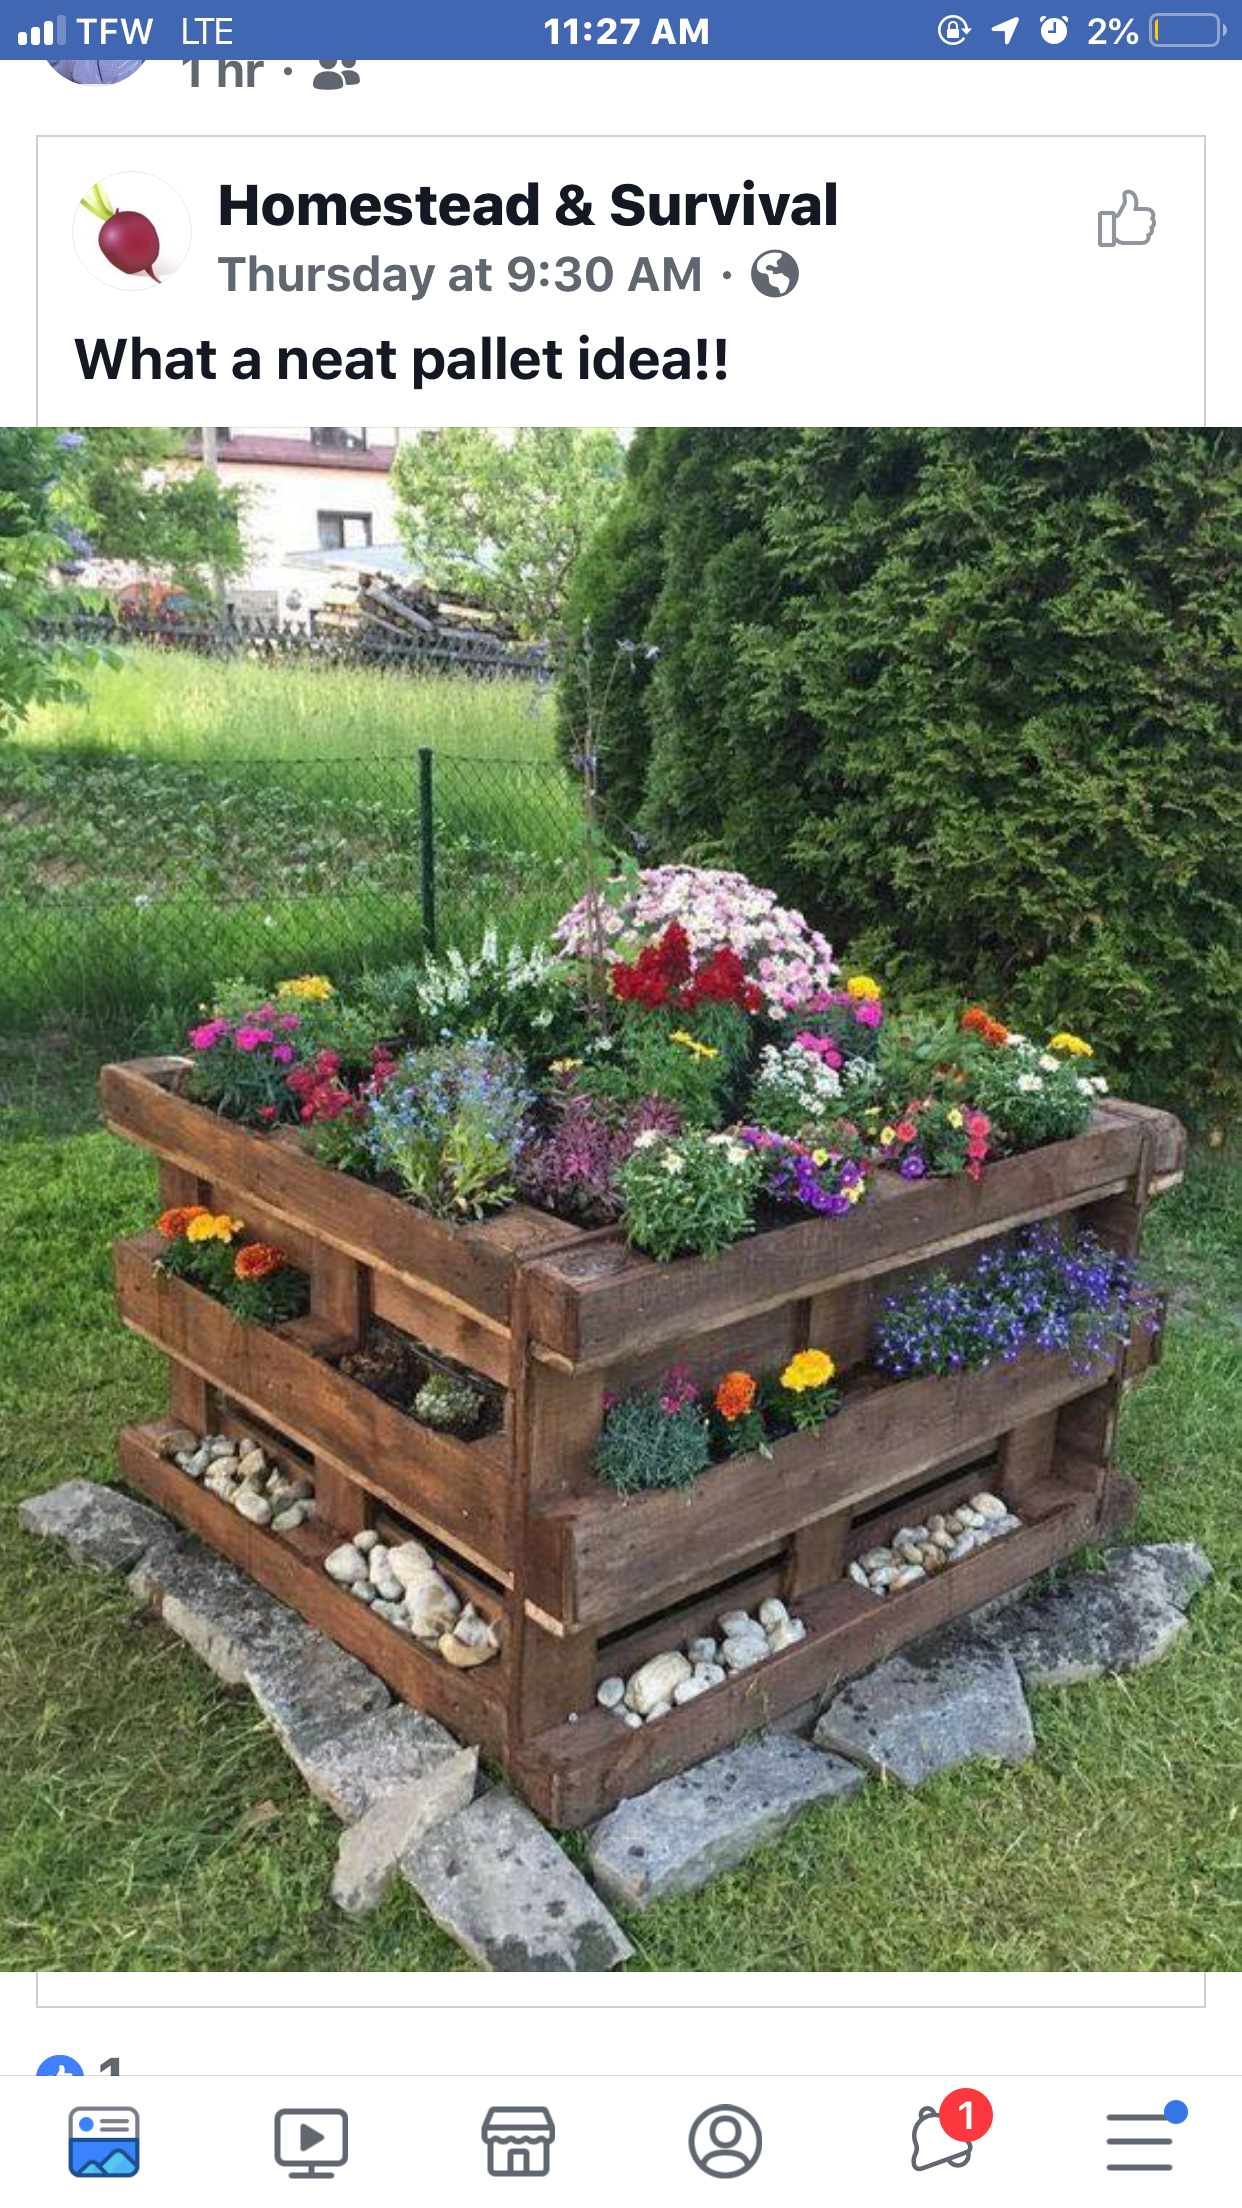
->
[1149,12,1226,39]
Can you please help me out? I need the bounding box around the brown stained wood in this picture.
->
[522,1115,1156,1369]
[526,1342,1119,1627]
[168,1361,211,1432]
[310,1243,368,1347]
[102,1061,517,1328]
[1097,1098,1187,1186]
[519,1488,1099,1826]
[525,1363,606,1500]
[1056,1383,1119,1478]
[785,1513,848,1600]
[114,1236,512,1576]
[804,1277,875,1380]
[516,1616,599,1735]
[118,1421,508,1753]
[158,1160,207,1210]
[310,1456,363,1536]
[997,1410,1060,1514]
[371,1267,510,1387]
[208,1183,321,1278]
[598,1557,786,1682]
[600,1304,803,1413]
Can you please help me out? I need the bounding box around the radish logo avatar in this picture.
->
[72,170,191,288]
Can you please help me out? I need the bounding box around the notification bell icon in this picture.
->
[910,2107,973,2173]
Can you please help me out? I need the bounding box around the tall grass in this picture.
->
[20,647,559,763]
[2,649,581,1044]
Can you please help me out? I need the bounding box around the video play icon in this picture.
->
[274,2109,350,2179]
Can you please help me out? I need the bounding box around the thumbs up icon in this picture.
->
[1098,189,1157,245]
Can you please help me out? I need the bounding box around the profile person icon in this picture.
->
[688,2105,763,2179]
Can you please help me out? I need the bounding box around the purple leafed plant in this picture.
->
[518,1091,682,1225]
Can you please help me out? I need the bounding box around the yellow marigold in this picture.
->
[278,974,334,1002]
[781,1348,836,1392]
[714,1369,757,1421]
[670,1030,718,1059]
[157,1203,209,1241]
[1049,1031,1093,1058]
[187,1211,245,1244]
[846,974,882,999]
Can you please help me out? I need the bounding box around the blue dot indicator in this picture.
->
[79,2119,95,2132]
[1164,2100,1188,2125]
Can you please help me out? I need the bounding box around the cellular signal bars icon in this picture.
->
[18,14,67,41]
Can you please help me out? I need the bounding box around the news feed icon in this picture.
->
[68,2108,139,2178]
[274,2109,349,2180]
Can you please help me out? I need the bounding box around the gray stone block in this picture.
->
[128,1541,297,1685]
[1104,1541,1213,1613]
[588,1733,865,1910]
[246,1628,390,1754]
[403,1789,633,1972]
[19,1479,175,1572]
[291,1704,471,1823]
[974,1567,1188,1689]
[814,1629,1035,1786]
[331,1749,478,1916]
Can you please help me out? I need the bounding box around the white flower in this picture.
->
[662,1153,686,1175]
[632,1129,660,1151]
[1039,1053,1061,1073]
[1077,1077,1095,1096]
[1016,1072,1044,1093]
[725,1145,748,1167]
[1004,1032,1028,1048]
[1093,1076,1110,1094]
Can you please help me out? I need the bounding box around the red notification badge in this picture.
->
[938,2087,994,2143]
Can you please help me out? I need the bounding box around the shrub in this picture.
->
[560,428,1242,1115]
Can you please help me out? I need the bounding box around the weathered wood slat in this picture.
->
[516,1485,1099,1826]
[522,1115,1162,1369]
[526,1341,1124,1627]
[114,1236,513,1578]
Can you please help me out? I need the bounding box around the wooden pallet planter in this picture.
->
[105,1057,1184,1827]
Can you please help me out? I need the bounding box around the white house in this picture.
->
[192,427,406,616]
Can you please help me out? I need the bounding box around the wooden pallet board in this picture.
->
[102,1058,1181,1825]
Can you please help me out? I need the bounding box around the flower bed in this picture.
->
[103,865,1185,1823]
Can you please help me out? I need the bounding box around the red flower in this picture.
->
[895,1119,917,1144]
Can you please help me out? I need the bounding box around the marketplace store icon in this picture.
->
[482,2109,555,2178]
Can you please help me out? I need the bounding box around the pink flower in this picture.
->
[966,1112,990,1137]
[189,1019,226,1051]
[855,999,882,1029]
[259,1105,277,1122]
[895,1119,918,1144]
[272,1043,295,1065]
[277,1013,301,1031]
[316,1049,341,1077]
[234,1028,263,1053]
[967,1137,988,1162]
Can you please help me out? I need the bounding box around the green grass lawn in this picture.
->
[1,651,579,1043]
[1,1053,1238,1973]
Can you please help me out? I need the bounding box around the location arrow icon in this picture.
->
[992,14,1020,37]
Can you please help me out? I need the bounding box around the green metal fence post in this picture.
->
[418,746,437,954]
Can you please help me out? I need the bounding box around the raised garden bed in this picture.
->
[104,1055,1183,1826]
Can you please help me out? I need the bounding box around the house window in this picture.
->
[311,427,369,453]
[318,511,373,551]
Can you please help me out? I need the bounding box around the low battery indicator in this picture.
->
[1149,12,1226,40]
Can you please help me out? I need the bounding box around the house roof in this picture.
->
[190,435,395,472]
[481,2109,555,2141]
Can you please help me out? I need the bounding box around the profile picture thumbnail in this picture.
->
[49,59,145,83]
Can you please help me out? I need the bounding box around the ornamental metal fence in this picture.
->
[0,744,585,1045]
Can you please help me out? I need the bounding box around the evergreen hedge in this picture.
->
[558,429,1241,1114]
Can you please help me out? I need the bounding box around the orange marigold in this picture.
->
[961,1006,1009,1048]
[157,1204,209,1241]
[233,1242,287,1282]
[714,1369,758,1422]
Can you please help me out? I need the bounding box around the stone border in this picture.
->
[18,1479,1212,1967]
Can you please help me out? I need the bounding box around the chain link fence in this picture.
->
[0,744,585,1044]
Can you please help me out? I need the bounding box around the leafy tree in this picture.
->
[560,428,1242,1114]
[0,429,107,733]
[60,428,246,587]
[393,427,624,637]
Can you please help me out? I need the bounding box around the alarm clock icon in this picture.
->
[1040,14,1070,37]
